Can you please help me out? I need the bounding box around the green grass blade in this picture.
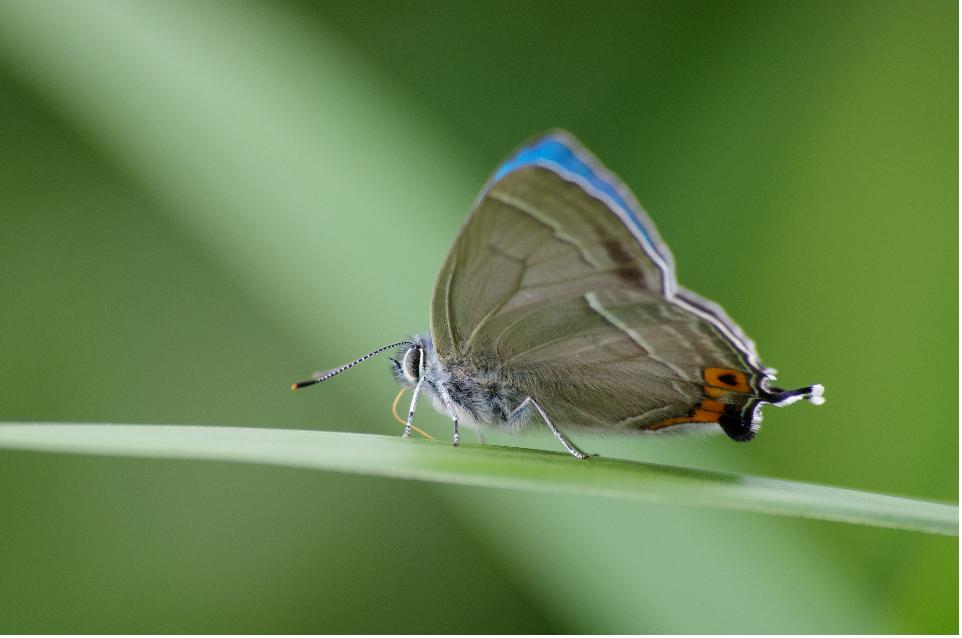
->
[0,423,955,536]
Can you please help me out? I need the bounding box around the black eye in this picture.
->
[401,347,421,383]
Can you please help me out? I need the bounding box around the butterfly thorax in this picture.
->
[392,334,528,430]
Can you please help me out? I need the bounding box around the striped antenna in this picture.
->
[291,341,411,390]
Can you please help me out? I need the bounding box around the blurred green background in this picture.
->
[0,0,956,633]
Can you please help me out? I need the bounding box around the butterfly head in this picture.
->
[390,334,437,388]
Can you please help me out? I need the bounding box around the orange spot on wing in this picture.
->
[700,399,726,414]
[648,369,754,431]
[691,408,721,422]
[704,367,751,393]
[650,397,726,430]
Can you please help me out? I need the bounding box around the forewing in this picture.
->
[430,131,801,439]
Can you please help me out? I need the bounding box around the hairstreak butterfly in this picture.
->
[293,130,824,458]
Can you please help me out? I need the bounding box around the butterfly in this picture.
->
[293,130,824,459]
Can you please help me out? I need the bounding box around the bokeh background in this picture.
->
[0,0,956,633]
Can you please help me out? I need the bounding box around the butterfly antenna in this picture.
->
[291,341,411,390]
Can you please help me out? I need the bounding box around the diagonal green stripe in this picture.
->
[0,423,955,536]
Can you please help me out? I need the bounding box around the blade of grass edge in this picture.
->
[0,424,955,536]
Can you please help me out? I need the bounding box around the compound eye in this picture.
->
[401,346,421,383]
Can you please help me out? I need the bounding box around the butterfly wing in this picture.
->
[430,131,822,440]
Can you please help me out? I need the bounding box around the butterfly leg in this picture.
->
[438,384,461,447]
[514,397,590,460]
[403,377,424,438]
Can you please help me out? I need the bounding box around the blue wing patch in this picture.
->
[488,132,672,272]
